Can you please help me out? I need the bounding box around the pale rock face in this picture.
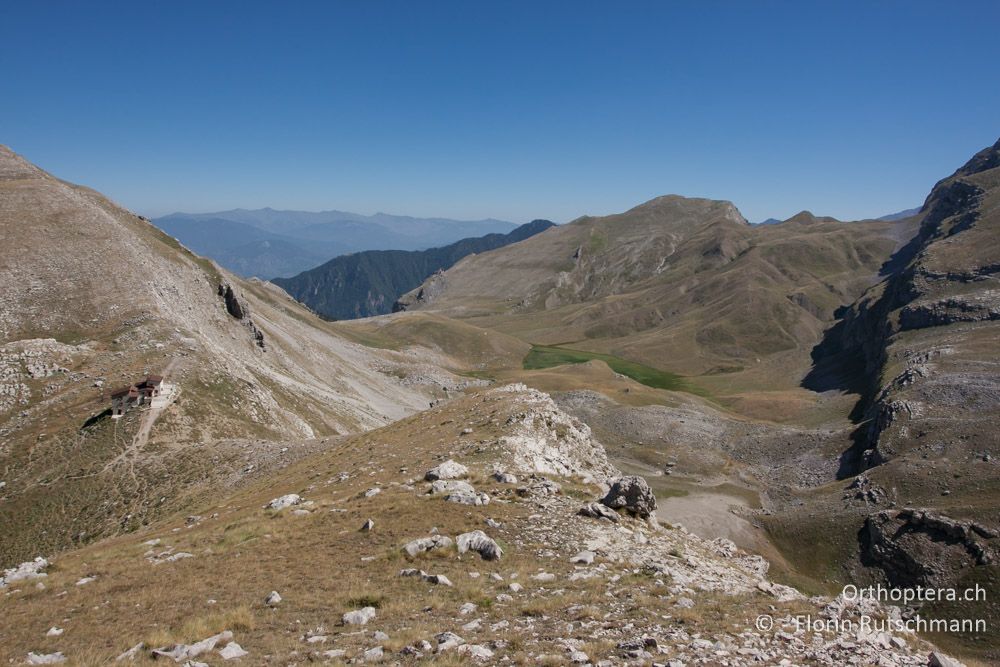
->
[425,459,469,481]
[26,652,66,665]
[491,384,618,481]
[456,530,503,560]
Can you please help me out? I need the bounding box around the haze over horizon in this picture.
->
[2,2,998,223]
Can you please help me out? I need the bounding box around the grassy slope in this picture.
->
[522,344,701,395]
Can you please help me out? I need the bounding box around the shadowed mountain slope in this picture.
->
[272,219,554,321]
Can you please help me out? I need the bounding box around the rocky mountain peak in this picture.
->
[955,136,1000,178]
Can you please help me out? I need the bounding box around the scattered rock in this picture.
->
[26,653,66,665]
[578,502,620,523]
[492,471,518,484]
[1,556,49,587]
[447,489,491,506]
[398,568,453,586]
[360,518,375,532]
[46,627,63,636]
[218,642,248,660]
[435,631,465,652]
[430,479,475,495]
[570,550,596,564]
[151,630,233,661]
[265,591,282,607]
[458,644,494,661]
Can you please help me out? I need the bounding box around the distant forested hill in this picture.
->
[272,219,554,320]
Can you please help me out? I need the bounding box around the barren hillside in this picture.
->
[0,146,455,564]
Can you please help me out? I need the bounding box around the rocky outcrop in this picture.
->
[491,384,617,482]
[393,270,448,312]
[218,283,246,319]
[899,294,1000,330]
[820,137,1000,477]
[218,282,266,350]
[861,508,997,588]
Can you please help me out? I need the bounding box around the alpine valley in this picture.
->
[1,139,997,667]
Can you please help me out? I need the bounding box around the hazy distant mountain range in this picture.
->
[153,208,518,279]
[755,207,919,226]
[273,219,554,321]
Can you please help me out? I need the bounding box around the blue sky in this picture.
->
[1,2,998,223]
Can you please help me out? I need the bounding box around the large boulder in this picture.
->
[601,476,657,519]
[430,480,475,495]
[456,530,503,561]
[425,460,469,481]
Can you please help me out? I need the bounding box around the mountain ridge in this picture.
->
[273,219,555,321]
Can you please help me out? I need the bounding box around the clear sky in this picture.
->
[2,2,998,223]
